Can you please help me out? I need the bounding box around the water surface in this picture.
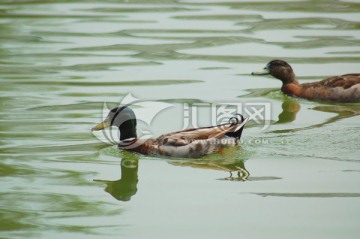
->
[1,1,360,238]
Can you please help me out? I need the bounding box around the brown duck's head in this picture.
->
[92,106,137,141]
[252,60,297,84]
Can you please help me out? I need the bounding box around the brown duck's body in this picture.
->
[252,60,360,103]
[282,74,360,102]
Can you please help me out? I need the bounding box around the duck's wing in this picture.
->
[326,74,360,89]
[302,74,360,89]
[154,118,248,147]
[154,138,233,158]
[299,74,360,102]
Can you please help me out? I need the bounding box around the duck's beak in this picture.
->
[251,67,270,75]
[91,117,111,131]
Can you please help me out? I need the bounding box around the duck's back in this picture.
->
[295,74,360,102]
[125,121,247,158]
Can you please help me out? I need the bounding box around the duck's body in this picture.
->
[92,106,248,158]
[252,60,360,103]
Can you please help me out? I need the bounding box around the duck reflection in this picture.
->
[240,88,301,124]
[94,151,139,201]
[170,158,249,181]
[276,98,301,124]
[275,98,360,126]
[275,99,360,130]
[312,104,360,124]
[169,147,250,181]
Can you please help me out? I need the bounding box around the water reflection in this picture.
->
[169,146,250,181]
[274,102,360,133]
[95,148,250,203]
[240,88,301,125]
[1,0,359,237]
[94,152,139,201]
[276,98,301,124]
[169,153,282,182]
[170,158,249,181]
[313,104,360,123]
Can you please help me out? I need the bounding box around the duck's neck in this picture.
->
[272,67,299,85]
[119,120,137,141]
[277,70,302,97]
[280,71,299,85]
[120,159,138,181]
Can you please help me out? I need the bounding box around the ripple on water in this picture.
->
[1,1,360,238]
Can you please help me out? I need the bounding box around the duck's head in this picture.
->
[92,106,137,141]
[252,60,297,84]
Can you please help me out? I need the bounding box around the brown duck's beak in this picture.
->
[91,117,111,131]
[251,68,270,75]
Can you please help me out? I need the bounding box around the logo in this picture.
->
[182,102,271,130]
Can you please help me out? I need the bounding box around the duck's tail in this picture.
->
[224,114,249,140]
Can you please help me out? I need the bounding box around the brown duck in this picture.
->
[252,60,360,103]
[92,106,248,158]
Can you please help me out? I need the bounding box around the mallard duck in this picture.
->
[252,60,360,103]
[92,106,248,158]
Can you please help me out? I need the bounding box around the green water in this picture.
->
[1,0,360,238]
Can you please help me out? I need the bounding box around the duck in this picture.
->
[252,59,360,103]
[92,106,248,158]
